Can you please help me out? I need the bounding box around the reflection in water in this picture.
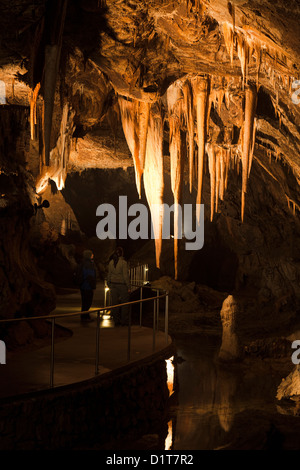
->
[164,420,173,450]
[166,333,295,450]
[165,356,175,396]
[81,331,300,450]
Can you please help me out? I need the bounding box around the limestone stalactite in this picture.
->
[219,147,225,202]
[192,76,210,221]
[237,33,249,89]
[167,81,184,280]
[137,101,150,197]
[223,22,235,64]
[207,143,216,222]
[143,104,164,268]
[215,147,220,214]
[241,84,258,222]
[118,97,152,198]
[29,83,41,140]
[183,79,195,193]
[118,96,141,196]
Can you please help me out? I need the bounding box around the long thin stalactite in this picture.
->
[241,84,258,222]
[192,75,210,222]
[167,81,184,280]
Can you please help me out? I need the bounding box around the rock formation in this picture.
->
[277,365,300,401]
[218,295,244,362]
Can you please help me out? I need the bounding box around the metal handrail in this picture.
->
[0,286,169,391]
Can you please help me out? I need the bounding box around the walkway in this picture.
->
[0,284,171,400]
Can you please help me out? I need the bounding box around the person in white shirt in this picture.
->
[107,247,130,326]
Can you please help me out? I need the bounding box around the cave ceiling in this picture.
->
[1,0,300,275]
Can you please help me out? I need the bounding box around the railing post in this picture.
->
[95,310,101,375]
[139,286,143,327]
[50,318,55,388]
[156,289,159,331]
[165,291,169,345]
[127,306,132,362]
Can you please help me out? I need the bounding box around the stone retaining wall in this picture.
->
[0,344,175,450]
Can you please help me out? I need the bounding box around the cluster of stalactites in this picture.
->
[222,17,293,96]
[207,144,230,222]
[222,22,262,89]
[29,76,75,194]
[118,97,151,200]
[118,75,212,279]
[35,103,75,194]
[118,96,164,269]
[119,74,258,278]
[182,76,257,223]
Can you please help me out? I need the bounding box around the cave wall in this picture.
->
[0,106,55,319]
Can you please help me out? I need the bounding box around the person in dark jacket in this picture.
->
[77,250,97,322]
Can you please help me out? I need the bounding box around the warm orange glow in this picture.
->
[165,420,173,450]
[182,80,195,193]
[192,76,210,222]
[167,82,184,279]
[29,83,41,140]
[166,356,175,396]
[241,84,257,222]
[37,103,74,193]
[143,104,164,268]
[118,96,151,199]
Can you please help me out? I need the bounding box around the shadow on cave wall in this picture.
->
[187,236,239,293]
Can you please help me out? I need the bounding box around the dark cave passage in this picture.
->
[187,237,239,292]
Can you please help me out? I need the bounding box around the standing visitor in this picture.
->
[107,247,130,326]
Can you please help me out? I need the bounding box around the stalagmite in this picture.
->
[143,104,164,268]
[167,81,184,279]
[192,76,210,222]
[218,295,244,362]
[241,84,258,222]
[182,80,195,193]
